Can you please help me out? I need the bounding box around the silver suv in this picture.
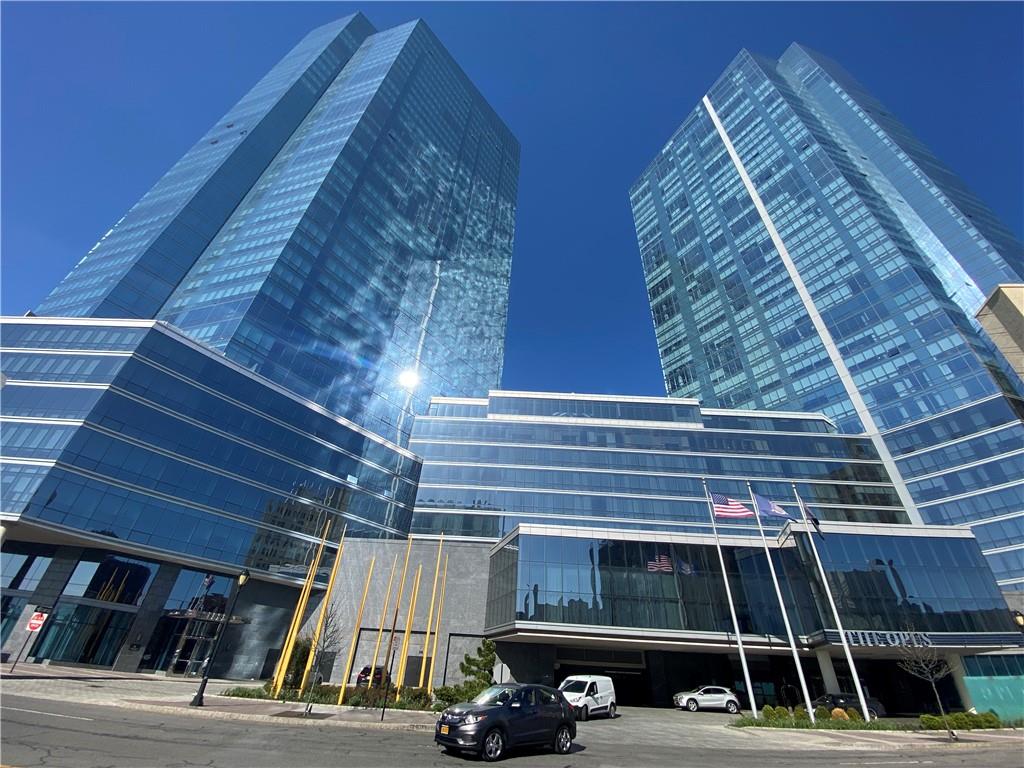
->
[673,686,741,714]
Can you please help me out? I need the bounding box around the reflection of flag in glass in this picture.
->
[711,493,754,518]
[676,559,696,576]
[647,554,673,572]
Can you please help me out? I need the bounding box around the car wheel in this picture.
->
[867,709,879,722]
[553,724,573,755]
[726,701,739,714]
[608,702,617,719]
[481,729,505,762]
[686,699,699,712]
[579,705,589,722]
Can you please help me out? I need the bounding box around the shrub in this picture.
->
[222,686,271,699]
[773,705,791,720]
[846,707,863,722]
[919,714,943,730]
[949,712,970,730]
[814,705,830,722]
[793,705,809,721]
[831,707,849,721]
[761,704,777,720]
[979,712,1001,728]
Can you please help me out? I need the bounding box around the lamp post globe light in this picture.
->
[190,569,250,707]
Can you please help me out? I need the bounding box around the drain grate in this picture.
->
[272,710,332,720]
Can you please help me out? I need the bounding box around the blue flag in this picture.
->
[753,493,792,519]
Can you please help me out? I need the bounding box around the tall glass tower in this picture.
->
[1,13,515,677]
[37,14,519,443]
[629,44,1024,589]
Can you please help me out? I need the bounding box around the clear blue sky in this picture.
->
[2,2,1021,397]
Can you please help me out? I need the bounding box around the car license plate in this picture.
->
[440,725,449,735]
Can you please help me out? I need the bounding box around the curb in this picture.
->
[109,698,436,732]
[727,724,1022,751]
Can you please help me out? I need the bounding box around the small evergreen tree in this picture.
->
[434,639,498,706]
[459,638,497,689]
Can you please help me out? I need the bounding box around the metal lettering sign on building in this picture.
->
[845,630,933,647]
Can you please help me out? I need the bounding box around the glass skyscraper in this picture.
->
[629,44,1024,589]
[2,13,516,677]
[37,13,518,443]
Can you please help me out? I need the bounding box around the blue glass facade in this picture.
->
[410,392,1020,713]
[35,16,518,444]
[629,44,1024,586]
[1,318,420,577]
[485,528,1015,639]
[411,391,909,540]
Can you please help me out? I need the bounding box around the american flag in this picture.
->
[646,554,673,572]
[711,493,754,518]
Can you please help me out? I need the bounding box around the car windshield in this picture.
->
[561,681,588,693]
[472,686,517,706]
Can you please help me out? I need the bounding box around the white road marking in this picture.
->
[2,705,94,721]
[840,762,934,766]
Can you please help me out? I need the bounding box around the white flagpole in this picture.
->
[748,482,816,722]
[703,479,758,719]
[792,483,871,722]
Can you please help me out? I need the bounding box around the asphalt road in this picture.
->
[1,694,1017,768]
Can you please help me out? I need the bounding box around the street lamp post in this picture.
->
[190,569,250,707]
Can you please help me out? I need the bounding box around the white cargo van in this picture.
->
[558,674,617,720]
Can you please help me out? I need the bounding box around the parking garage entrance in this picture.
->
[553,647,650,706]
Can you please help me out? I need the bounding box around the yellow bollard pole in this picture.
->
[337,556,376,705]
[380,537,413,689]
[273,520,331,697]
[299,524,347,694]
[427,554,448,696]
[418,535,444,688]
[273,518,330,690]
[395,564,422,700]
[368,553,399,689]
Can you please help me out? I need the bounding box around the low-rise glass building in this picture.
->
[411,392,1023,715]
[1,317,419,676]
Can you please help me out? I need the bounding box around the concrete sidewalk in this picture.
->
[123,695,439,730]
[0,666,437,731]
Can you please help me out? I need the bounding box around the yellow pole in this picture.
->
[418,535,444,688]
[380,537,413,688]
[427,554,448,695]
[337,556,376,705]
[274,518,329,692]
[273,519,331,696]
[368,553,399,689]
[272,519,329,693]
[299,524,347,693]
[395,564,422,700]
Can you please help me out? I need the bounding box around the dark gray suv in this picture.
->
[435,683,576,762]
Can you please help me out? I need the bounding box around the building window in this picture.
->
[62,553,158,607]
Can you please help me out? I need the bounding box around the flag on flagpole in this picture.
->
[752,493,792,520]
[797,497,824,536]
[710,493,754,518]
[646,553,673,572]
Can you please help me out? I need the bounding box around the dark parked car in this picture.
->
[355,665,390,688]
[813,692,886,720]
[435,683,577,762]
